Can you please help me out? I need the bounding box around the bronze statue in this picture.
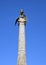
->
[15,9,27,25]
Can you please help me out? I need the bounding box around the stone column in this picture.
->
[18,22,26,65]
[15,10,27,65]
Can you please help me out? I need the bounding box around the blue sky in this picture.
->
[0,0,46,65]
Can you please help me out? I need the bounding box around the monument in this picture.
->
[15,9,27,65]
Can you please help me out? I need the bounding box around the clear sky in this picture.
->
[0,0,46,65]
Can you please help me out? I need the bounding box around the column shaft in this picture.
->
[18,22,26,65]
